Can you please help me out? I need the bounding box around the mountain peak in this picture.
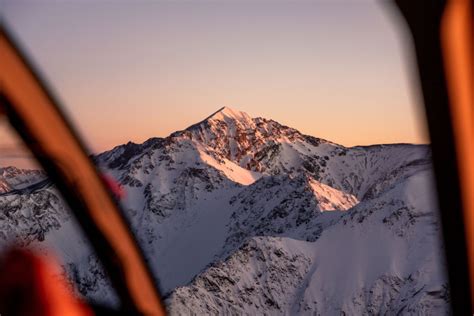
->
[205,106,252,122]
[185,107,253,132]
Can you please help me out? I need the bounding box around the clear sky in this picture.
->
[1,0,428,157]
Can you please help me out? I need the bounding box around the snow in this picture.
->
[0,166,46,193]
[169,169,447,314]
[0,107,448,313]
[197,146,261,185]
[153,187,241,293]
[308,178,358,211]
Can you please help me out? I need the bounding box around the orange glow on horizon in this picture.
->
[2,1,430,157]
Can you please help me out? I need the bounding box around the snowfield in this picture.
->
[0,107,449,314]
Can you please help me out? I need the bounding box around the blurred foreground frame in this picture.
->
[394,0,473,313]
[0,22,166,316]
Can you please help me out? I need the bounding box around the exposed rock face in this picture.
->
[0,187,65,245]
[0,107,448,313]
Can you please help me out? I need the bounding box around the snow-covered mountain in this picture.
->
[0,166,45,193]
[0,107,449,314]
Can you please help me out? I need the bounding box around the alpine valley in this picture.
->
[0,107,449,314]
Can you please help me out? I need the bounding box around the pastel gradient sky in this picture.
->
[2,0,428,155]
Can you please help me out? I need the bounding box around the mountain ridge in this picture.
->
[99,107,427,160]
[0,107,447,314]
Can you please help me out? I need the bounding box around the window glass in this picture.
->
[1,1,449,313]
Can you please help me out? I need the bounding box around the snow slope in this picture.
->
[168,168,447,314]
